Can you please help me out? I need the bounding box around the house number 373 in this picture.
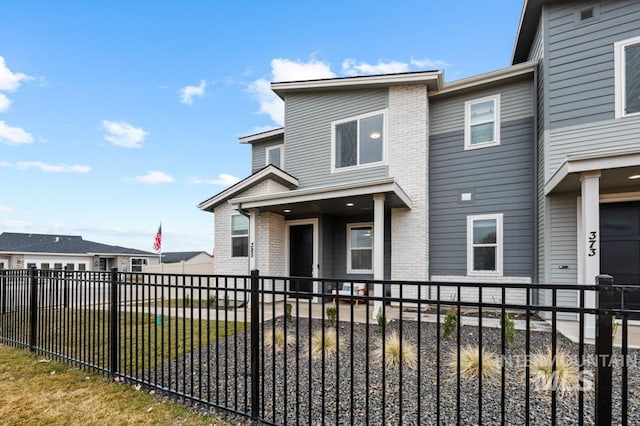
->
[588,231,597,257]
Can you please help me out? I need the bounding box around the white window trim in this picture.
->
[614,35,640,119]
[130,257,148,272]
[230,213,249,258]
[464,94,501,150]
[346,222,374,274]
[466,213,503,277]
[265,144,284,169]
[330,109,388,173]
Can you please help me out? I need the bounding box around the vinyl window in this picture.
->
[130,258,148,272]
[615,36,640,118]
[332,110,386,171]
[467,213,503,276]
[265,145,284,169]
[347,223,373,274]
[464,94,500,150]
[231,214,249,258]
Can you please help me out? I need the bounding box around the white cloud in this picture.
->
[0,93,10,113]
[2,219,30,228]
[0,206,14,214]
[342,59,411,76]
[179,79,207,104]
[410,57,450,69]
[341,57,450,77]
[248,57,336,126]
[0,56,33,92]
[101,120,148,148]
[0,120,34,144]
[0,160,90,173]
[134,171,174,184]
[270,58,335,82]
[188,173,240,186]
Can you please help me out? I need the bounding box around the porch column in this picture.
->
[373,194,385,316]
[248,208,257,272]
[581,170,600,337]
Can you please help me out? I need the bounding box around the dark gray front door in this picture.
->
[289,224,313,297]
[600,201,640,311]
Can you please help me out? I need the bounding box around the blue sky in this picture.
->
[0,0,524,253]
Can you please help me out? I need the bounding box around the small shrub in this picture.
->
[530,349,583,395]
[264,327,296,352]
[450,345,500,381]
[376,309,386,333]
[442,307,457,339]
[183,294,191,307]
[502,312,516,348]
[326,305,337,328]
[311,329,337,358]
[374,331,417,369]
[207,294,217,308]
[285,303,293,322]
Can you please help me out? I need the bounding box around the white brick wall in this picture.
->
[387,85,429,299]
[212,178,289,277]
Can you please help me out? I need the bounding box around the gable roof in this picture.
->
[0,232,154,256]
[161,251,211,263]
[198,164,299,212]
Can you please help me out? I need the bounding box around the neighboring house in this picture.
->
[144,251,214,275]
[0,232,157,272]
[200,0,640,312]
[160,251,212,264]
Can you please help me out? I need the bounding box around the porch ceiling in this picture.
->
[545,148,640,195]
[228,177,411,217]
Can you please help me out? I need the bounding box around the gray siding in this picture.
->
[547,194,578,311]
[429,117,534,277]
[528,17,544,62]
[548,115,640,171]
[285,90,388,189]
[430,80,533,135]
[546,0,640,129]
[251,137,284,173]
[320,213,391,281]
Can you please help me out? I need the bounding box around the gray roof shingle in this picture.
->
[161,251,211,263]
[0,232,154,256]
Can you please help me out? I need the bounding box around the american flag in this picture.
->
[153,224,162,252]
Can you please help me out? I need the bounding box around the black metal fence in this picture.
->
[0,267,637,425]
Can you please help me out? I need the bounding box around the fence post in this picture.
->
[595,274,613,426]
[29,266,38,352]
[110,267,119,378]
[250,269,260,423]
[1,270,6,314]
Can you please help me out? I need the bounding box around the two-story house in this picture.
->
[513,0,640,312]
[199,67,536,304]
[199,0,640,313]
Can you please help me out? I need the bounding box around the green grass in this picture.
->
[0,344,229,425]
[2,307,245,374]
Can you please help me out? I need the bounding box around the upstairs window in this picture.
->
[332,111,385,171]
[467,213,503,276]
[464,94,500,150]
[615,36,640,118]
[265,145,284,168]
[231,214,249,257]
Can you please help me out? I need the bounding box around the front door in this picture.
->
[601,201,640,311]
[289,224,314,297]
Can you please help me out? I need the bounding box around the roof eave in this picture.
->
[238,127,285,144]
[271,71,443,99]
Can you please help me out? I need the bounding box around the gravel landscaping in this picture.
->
[146,315,640,425]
